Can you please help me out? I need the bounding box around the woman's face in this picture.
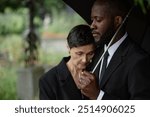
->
[69,44,95,70]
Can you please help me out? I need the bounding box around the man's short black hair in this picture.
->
[67,24,95,48]
[94,0,132,18]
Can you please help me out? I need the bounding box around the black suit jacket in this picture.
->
[39,57,88,100]
[90,36,150,99]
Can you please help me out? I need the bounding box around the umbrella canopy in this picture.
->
[63,0,93,24]
[63,0,150,54]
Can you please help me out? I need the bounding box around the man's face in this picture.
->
[91,4,116,45]
[69,44,95,70]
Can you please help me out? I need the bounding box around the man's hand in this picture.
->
[79,71,100,99]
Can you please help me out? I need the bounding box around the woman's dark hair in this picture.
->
[67,24,95,48]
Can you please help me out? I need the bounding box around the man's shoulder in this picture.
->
[128,38,149,57]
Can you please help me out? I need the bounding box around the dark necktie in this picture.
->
[99,51,109,84]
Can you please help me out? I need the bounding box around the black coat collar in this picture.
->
[56,57,71,81]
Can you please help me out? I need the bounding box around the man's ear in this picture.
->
[114,16,123,29]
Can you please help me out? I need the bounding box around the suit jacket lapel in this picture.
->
[100,37,131,88]
[100,52,123,88]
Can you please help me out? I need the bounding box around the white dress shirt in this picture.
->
[97,32,127,100]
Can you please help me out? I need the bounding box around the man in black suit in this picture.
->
[78,0,150,99]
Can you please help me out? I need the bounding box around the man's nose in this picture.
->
[90,20,96,30]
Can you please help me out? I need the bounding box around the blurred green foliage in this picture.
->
[134,0,150,13]
[0,0,65,19]
[0,13,25,35]
[0,8,28,35]
[0,66,17,99]
[41,11,85,34]
[0,0,23,12]
[0,34,23,66]
[0,7,84,99]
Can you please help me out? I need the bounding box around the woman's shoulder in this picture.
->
[40,66,58,83]
[40,56,69,82]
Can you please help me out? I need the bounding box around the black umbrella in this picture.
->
[63,0,93,24]
[63,0,150,54]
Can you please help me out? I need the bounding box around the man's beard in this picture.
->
[96,26,116,47]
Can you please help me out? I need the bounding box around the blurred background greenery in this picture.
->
[0,0,85,99]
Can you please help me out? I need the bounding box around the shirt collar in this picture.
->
[105,32,128,57]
